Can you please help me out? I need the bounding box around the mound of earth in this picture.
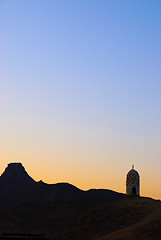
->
[64,197,161,240]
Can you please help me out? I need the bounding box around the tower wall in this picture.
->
[126,185,140,196]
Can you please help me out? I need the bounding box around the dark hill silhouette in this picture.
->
[0,163,123,205]
[0,163,124,239]
[0,162,35,185]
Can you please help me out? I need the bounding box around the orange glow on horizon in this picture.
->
[0,153,161,201]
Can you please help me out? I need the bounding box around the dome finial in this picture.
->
[132,164,134,169]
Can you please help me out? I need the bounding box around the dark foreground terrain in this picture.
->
[0,163,160,240]
[65,197,161,240]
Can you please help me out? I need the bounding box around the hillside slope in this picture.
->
[64,197,161,240]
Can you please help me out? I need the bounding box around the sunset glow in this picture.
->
[0,0,161,200]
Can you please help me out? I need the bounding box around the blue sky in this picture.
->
[0,0,161,198]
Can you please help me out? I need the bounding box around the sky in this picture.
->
[0,0,161,199]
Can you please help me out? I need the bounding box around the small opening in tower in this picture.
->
[132,187,136,195]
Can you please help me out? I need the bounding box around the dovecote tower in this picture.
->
[126,165,140,196]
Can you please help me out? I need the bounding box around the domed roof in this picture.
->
[127,168,139,177]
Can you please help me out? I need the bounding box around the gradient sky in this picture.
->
[0,0,161,199]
